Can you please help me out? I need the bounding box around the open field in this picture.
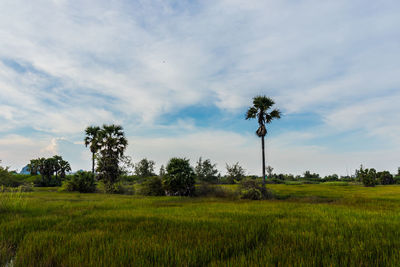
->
[1,184,400,266]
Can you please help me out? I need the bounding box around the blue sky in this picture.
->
[0,0,399,176]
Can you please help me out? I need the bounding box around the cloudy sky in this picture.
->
[0,0,399,176]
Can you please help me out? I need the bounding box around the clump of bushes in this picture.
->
[62,171,96,193]
[238,178,274,200]
[96,181,134,195]
[163,158,195,196]
[138,177,165,196]
[195,183,236,198]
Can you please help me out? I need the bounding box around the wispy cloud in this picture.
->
[0,0,399,174]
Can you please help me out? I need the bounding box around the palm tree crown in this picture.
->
[246,96,281,137]
[84,126,101,153]
[97,124,128,157]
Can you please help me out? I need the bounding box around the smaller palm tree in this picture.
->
[246,96,281,186]
[84,126,101,174]
[59,160,71,179]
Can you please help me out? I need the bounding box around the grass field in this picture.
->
[1,184,400,266]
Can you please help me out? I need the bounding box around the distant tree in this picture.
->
[226,162,245,184]
[357,165,377,187]
[323,174,339,182]
[96,124,128,192]
[0,161,13,186]
[134,158,156,177]
[84,126,101,174]
[27,159,39,175]
[41,157,57,185]
[52,155,63,181]
[266,165,274,179]
[195,157,219,183]
[303,171,320,180]
[246,96,281,187]
[159,165,166,177]
[377,171,394,185]
[163,158,195,196]
[58,159,71,179]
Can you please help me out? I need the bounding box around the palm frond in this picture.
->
[246,107,258,119]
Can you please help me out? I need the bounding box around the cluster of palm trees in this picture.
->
[84,124,128,187]
[27,155,71,184]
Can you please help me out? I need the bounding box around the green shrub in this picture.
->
[163,158,195,196]
[195,158,219,183]
[113,182,135,195]
[62,171,96,193]
[195,183,237,198]
[377,171,394,185]
[96,181,134,195]
[0,166,25,187]
[357,168,377,187]
[138,177,165,196]
[238,178,274,200]
[241,188,262,200]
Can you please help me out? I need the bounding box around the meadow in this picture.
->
[1,184,400,266]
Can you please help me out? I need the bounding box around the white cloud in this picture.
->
[0,0,399,174]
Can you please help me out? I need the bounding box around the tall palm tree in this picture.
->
[84,126,101,174]
[96,124,128,187]
[59,159,71,179]
[52,155,62,180]
[246,96,281,186]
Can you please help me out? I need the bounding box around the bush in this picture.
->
[113,182,135,195]
[195,183,236,198]
[195,158,219,183]
[225,162,245,184]
[0,166,25,187]
[138,177,165,196]
[238,178,274,200]
[96,181,134,195]
[163,158,195,196]
[62,171,96,193]
[377,171,394,185]
[357,167,377,187]
[241,188,262,200]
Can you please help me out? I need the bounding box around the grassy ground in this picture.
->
[1,184,400,266]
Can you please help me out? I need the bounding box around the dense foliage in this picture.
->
[163,158,195,196]
[62,171,96,193]
[225,162,245,184]
[138,176,165,196]
[94,124,128,192]
[27,156,71,186]
[134,158,156,177]
[194,157,219,183]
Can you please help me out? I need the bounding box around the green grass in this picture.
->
[1,184,400,266]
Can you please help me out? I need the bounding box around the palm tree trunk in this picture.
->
[92,152,95,174]
[261,136,266,186]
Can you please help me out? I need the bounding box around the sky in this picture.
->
[0,0,399,176]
